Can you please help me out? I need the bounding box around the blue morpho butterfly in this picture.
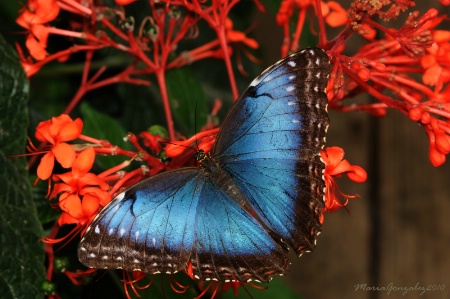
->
[78,48,330,283]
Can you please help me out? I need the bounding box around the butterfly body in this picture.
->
[78,48,330,282]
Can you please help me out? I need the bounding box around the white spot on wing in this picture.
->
[120,228,126,236]
[289,75,296,80]
[286,86,295,92]
[94,225,100,234]
[288,101,296,106]
[315,58,320,65]
[314,86,319,92]
[292,119,300,123]
[135,231,140,240]
[89,253,96,258]
[288,60,296,67]
[102,255,109,260]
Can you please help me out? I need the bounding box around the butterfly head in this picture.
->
[194,149,206,163]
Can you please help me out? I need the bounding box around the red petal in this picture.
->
[58,118,83,141]
[60,193,83,218]
[321,146,345,169]
[53,142,76,168]
[16,11,32,29]
[25,34,47,60]
[37,152,54,180]
[49,182,74,199]
[72,147,95,177]
[330,159,353,176]
[35,0,60,23]
[347,166,368,183]
[82,193,100,216]
[31,24,49,45]
[35,119,54,143]
[81,188,111,206]
[422,65,441,86]
[325,1,347,28]
[79,174,108,190]
[52,172,74,185]
[58,212,79,226]
[49,114,72,137]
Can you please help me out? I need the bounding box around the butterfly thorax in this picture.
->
[195,150,249,209]
[194,149,220,173]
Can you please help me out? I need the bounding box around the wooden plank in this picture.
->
[286,110,371,298]
[376,112,450,299]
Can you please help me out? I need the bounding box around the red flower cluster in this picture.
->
[50,147,111,226]
[16,0,450,298]
[31,115,112,227]
[16,0,60,60]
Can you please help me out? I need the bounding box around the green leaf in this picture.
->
[80,102,132,170]
[0,34,46,299]
[222,277,302,299]
[118,84,163,134]
[166,67,208,136]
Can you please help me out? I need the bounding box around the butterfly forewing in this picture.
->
[213,48,330,255]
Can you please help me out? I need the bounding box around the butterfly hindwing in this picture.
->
[213,48,330,254]
[78,170,200,274]
[192,176,288,282]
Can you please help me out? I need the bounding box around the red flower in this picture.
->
[16,0,60,60]
[35,114,83,180]
[50,147,111,226]
[321,147,367,212]
[421,30,450,92]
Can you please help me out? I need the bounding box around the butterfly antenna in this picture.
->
[194,98,200,150]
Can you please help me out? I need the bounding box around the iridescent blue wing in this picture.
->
[78,168,288,282]
[212,48,330,255]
